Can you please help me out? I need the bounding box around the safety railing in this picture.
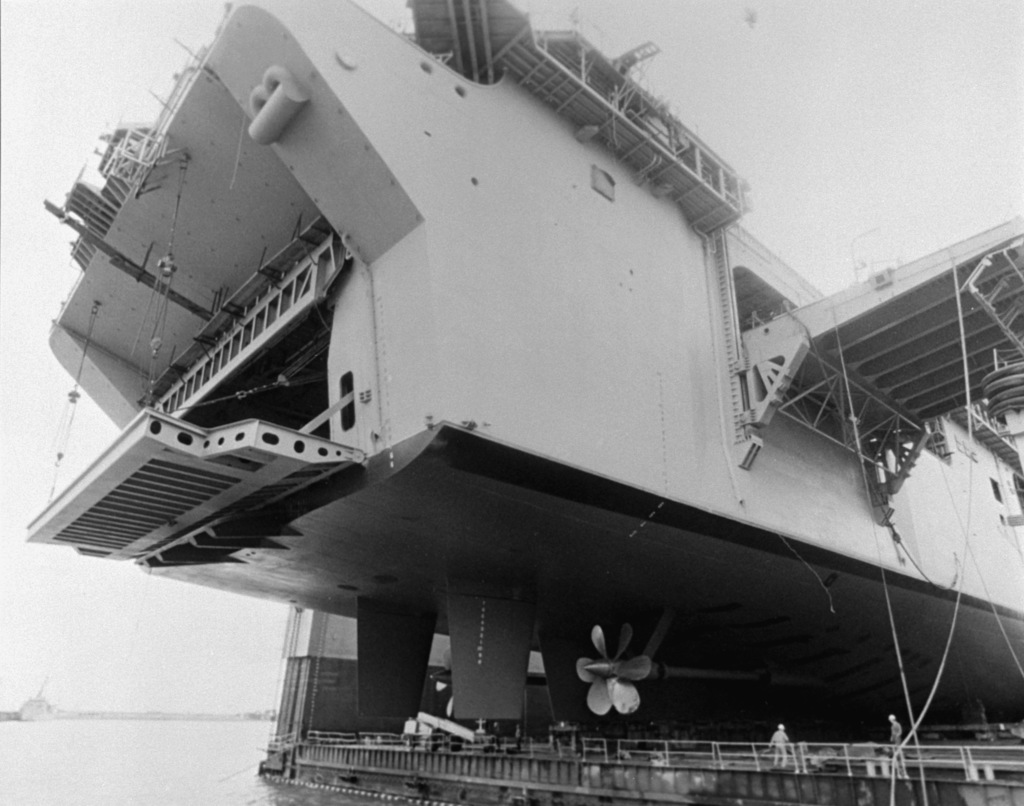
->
[157,238,327,415]
[266,730,298,752]
[287,731,1024,783]
[298,731,563,757]
[578,738,1024,782]
[99,47,209,191]
[306,730,359,745]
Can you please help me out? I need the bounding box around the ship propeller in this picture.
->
[576,624,652,715]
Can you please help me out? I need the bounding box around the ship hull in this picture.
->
[33,0,1024,728]
[154,423,1024,722]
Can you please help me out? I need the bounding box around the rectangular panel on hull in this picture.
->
[356,599,436,718]
[447,593,535,720]
[28,409,363,560]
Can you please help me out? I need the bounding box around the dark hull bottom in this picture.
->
[154,425,1024,722]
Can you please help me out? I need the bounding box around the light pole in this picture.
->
[850,227,880,282]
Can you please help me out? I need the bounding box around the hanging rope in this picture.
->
[891,536,957,591]
[166,374,298,415]
[924,258,1024,680]
[129,280,161,361]
[48,302,100,501]
[776,533,836,614]
[832,318,928,806]
[146,255,177,388]
[143,155,189,404]
[874,257,1023,797]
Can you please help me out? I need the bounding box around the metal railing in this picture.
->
[157,241,323,415]
[99,47,209,191]
[577,738,1024,782]
[266,730,298,752]
[283,730,1024,783]
[306,730,360,745]
[300,731,564,757]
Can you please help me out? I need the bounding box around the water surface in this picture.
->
[0,719,380,805]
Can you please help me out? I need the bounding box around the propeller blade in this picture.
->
[576,657,598,683]
[608,678,641,715]
[615,655,653,681]
[614,623,633,660]
[586,678,613,715]
[591,625,607,658]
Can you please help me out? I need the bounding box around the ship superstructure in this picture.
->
[29,0,1023,733]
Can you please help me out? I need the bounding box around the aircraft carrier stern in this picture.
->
[32,0,1024,801]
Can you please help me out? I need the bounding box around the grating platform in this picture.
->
[28,409,363,561]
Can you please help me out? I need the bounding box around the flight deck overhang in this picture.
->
[742,218,1024,493]
[28,409,363,562]
[795,217,1024,423]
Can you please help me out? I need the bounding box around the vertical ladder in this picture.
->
[710,229,761,468]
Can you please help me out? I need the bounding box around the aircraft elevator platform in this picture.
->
[28,409,363,563]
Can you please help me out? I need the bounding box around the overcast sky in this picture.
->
[1,0,1021,713]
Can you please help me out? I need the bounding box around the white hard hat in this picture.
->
[888,714,896,720]
[778,724,784,730]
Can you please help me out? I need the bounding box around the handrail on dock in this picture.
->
[577,737,1024,782]
[282,729,1023,783]
[274,731,1024,806]
[266,730,298,751]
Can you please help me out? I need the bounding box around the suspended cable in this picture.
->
[129,279,161,361]
[944,476,1024,680]
[228,112,246,191]
[941,237,1024,681]
[166,374,301,415]
[144,155,189,403]
[891,537,956,591]
[832,318,927,806]
[146,255,177,388]
[951,253,974,443]
[48,302,100,501]
[776,533,835,614]
[891,254,997,772]
[966,555,1024,679]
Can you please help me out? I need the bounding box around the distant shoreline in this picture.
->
[1,711,274,722]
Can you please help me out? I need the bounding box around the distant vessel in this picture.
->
[19,681,56,722]
[28,0,1023,736]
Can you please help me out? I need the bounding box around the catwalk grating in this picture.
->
[30,409,363,560]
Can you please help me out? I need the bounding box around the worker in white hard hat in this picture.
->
[769,723,791,768]
[887,714,907,778]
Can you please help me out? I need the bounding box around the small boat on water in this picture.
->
[18,681,56,722]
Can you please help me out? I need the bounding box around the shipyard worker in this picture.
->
[888,714,902,744]
[888,714,907,778]
[769,723,791,768]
